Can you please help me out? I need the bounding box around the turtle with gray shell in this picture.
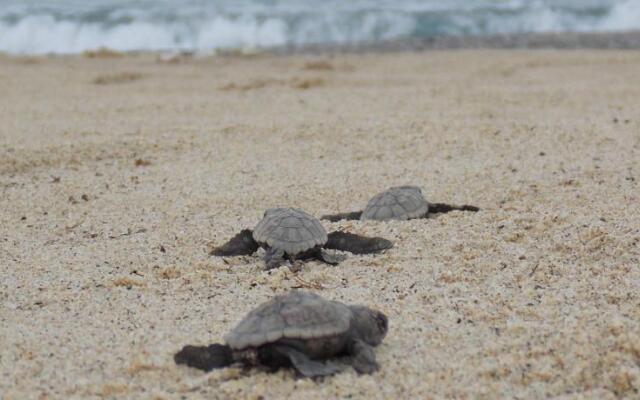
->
[210,207,392,269]
[322,185,479,222]
[174,290,388,377]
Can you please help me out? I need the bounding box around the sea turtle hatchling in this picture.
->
[210,207,392,269]
[174,290,388,377]
[322,185,479,222]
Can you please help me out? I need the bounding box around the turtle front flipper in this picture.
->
[325,231,393,254]
[174,344,234,371]
[271,345,345,377]
[320,211,363,222]
[427,203,480,215]
[347,339,379,374]
[264,247,287,270]
[318,248,347,265]
[210,229,259,256]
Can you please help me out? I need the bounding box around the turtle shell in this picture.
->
[224,290,352,350]
[252,208,328,255]
[361,186,429,221]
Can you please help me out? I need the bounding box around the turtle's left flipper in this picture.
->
[174,344,234,371]
[325,231,393,254]
[210,229,259,256]
[320,211,363,222]
[272,345,345,377]
[427,203,480,215]
[264,247,287,270]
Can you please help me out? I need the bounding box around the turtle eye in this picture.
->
[376,313,388,334]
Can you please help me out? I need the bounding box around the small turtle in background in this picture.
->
[174,290,388,377]
[322,185,479,222]
[211,208,392,269]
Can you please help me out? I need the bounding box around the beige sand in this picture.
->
[1,50,639,399]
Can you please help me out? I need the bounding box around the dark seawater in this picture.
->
[0,0,639,54]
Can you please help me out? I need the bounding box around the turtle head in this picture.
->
[263,208,288,218]
[263,208,279,218]
[349,305,388,346]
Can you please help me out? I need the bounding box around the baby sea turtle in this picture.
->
[174,290,388,377]
[211,207,392,269]
[322,185,479,222]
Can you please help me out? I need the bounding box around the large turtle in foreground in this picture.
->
[322,185,479,222]
[211,208,392,269]
[174,290,388,377]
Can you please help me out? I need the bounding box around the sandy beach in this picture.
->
[1,49,639,399]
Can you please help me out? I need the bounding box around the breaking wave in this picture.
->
[0,0,638,54]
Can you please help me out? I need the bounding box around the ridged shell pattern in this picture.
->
[252,208,328,255]
[361,186,429,221]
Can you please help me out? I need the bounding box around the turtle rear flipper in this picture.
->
[325,231,393,254]
[320,211,363,222]
[427,203,480,215]
[174,344,233,371]
[210,229,259,256]
[272,345,345,377]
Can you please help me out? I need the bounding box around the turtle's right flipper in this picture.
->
[325,231,393,254]
[347,340,379,374]
[210,229,259,256]
[428,203,480,214]
[272,345,345,377]
[318,248,348,265]
[174,344,234,371]
[320,211,363,222]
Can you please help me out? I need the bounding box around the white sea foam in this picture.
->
[599,0,640,31]
[0,0,638,54]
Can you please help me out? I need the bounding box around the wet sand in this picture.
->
[277,30,640,54]
[1,49,639,399]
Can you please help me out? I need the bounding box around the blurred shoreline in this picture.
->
[3,0,639,55]
[3,30,639,59]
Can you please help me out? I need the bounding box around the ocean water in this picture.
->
[0,0,639,54]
